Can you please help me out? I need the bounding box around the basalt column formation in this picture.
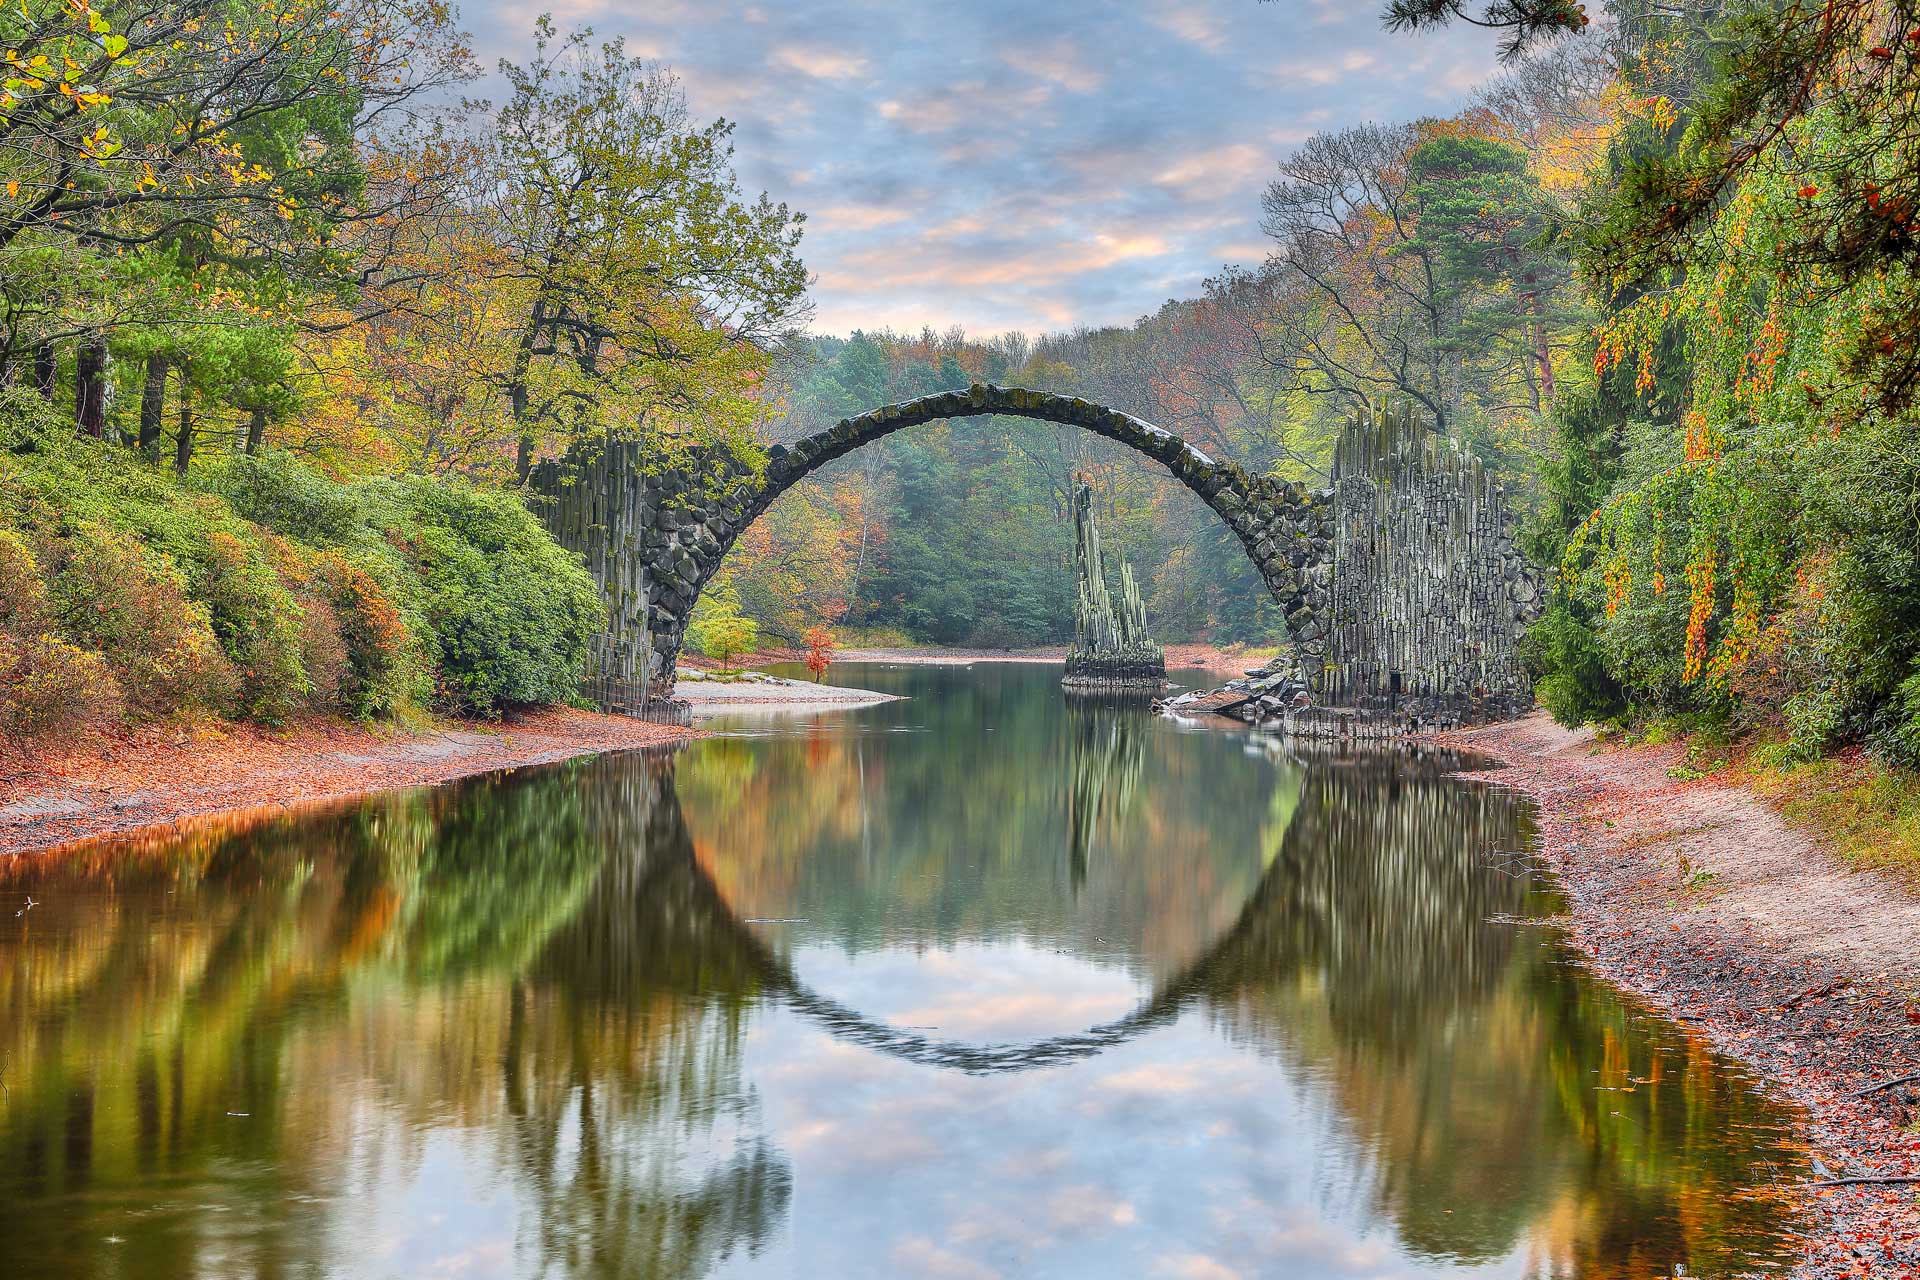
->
[1063,480,1166,692]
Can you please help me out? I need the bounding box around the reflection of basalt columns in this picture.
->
[1064,700,1149,885]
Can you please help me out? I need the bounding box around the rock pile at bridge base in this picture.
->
[1062,660,1169,695]
[1158,648,1533,741]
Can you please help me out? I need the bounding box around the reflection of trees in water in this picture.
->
[0,752,788,1280]
[1063,696,1149,886]
[1197,752,1797,1274]
[1201,751,1546,1054]
[498,754,790,1277]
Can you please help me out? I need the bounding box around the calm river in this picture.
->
[0,663,1802,1278]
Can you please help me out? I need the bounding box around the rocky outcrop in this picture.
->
[1063,480,1165,691]
[1171,405,1542,738]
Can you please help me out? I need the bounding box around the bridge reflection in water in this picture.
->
[0,666,1801,1278]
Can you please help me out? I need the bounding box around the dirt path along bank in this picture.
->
[1436,713,1920,1275]
[0,707,696,857]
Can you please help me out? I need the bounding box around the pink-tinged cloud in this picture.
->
[489,0,1508,333]
[773,44,870,80]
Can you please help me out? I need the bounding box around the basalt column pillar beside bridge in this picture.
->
[528,384,1336,711]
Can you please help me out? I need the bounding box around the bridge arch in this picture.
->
[566,757,1305,1076]
[532,384,1335,705]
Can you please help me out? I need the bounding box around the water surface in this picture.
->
[0,663,1802,1278]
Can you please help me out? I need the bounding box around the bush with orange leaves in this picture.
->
[316,552,420,719]
[44,524,238,718]
[0,529,122,736]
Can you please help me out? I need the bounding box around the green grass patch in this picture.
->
[1742,747,1920,881]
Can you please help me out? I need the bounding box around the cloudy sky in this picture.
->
[470,0,1505,337]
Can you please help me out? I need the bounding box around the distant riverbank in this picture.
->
[1435,713,1920,1275]
[683,642,1267,679]
[0,708,697,857]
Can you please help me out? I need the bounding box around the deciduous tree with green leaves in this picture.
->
[477,18,809,481]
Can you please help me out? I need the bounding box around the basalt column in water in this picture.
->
[1063,479,1166,691]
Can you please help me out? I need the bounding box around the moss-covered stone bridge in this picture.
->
[530,384,1338,709]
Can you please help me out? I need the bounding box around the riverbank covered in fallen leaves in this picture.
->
[0,707,698,857]
[1435,713,1920,1275]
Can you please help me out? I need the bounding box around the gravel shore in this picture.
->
[1435,712,1920,1273]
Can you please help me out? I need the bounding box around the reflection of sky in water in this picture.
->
[783,940,1141,1040]
[731,993,1508,1280]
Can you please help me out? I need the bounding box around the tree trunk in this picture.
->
[74,334,107,437]
[510,289,554,483]
[244,404,267,456]
[174,394,194,477]
[515,422,535,481]
[138,355,169,457]
[1531,294,1555,404]
[511,357,536,481]
[33,343,55,398]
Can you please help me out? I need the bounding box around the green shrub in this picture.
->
[1522,603,1626,728]
[0,526,48,634]
[1,631,122,735]
[316,551,422,718]
[46,523,236,715]
[197,529,310,723]
[0,530,122,734]
[0,441,600,733]
[205,451,368,546]
[366,478,604,714]
[0,383,65,453]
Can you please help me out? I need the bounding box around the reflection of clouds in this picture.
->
[787,940,1141,1041]
[1044,1183,1138,1230]
[945,1207,1057,1255]
[423,1242,512,1275]
[890,992,1135,1037]
[1154,1255,1241,1280]
[735,1009,1433,1278]
[1095,1062,1215,1096]
[889,1235,1003,1280]
[1170,1202,1444,1280]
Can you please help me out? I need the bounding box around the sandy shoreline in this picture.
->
[679,669,901,708]
[1433,713,1920,1274]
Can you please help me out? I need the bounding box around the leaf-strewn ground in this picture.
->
[0,709,696,857]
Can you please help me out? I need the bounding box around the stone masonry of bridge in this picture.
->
[530,384,1333,712]
[529,383,1540,725]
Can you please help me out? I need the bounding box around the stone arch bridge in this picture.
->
[532,383,1332,707]
[530,384,1539,719]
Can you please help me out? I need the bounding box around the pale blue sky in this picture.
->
[469,1,1504,336]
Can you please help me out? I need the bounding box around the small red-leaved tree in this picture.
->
[802,625,835,683]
